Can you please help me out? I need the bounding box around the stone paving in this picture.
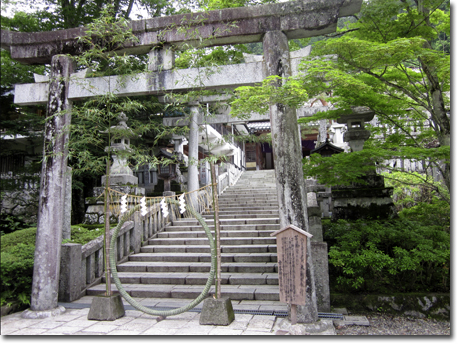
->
[2,308,281,336]
[1,296,337,336]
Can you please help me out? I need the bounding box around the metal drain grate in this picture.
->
[59,303,343,319]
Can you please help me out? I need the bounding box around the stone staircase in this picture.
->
[86,170,282,305]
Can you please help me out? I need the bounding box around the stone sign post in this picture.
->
[271,225,315,324]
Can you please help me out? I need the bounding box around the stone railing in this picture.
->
[217,172,229,195]
[58,200,186,303]
[217,163,243,195]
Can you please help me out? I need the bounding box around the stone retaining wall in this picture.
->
[331,293,450,319]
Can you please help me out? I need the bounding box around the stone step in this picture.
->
[207,209,279,215]
[141,244,276,254]
[103,272,278,285]
[202,213,278,219]
[217,206,279,212]
[162,224,281,232]
[217,201,279,207]
[225,187,276,191]
[86,170,284,304]
[157,230,276,239]
[172,218,280,226]
[218,199,278,204]
[148,236,276,246]
[218,200,278,209]
[220,192,277,197]
[86,283,279,301]
[116,261,277,273]
[128,252,277,263]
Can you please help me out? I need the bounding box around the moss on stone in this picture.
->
[330,293,450,320]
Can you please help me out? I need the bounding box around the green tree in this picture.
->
[231,0,450,200]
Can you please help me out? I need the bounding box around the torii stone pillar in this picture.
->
[187,104,201,209]
[22,55,75,318]
[263,31,310,233]
[263,31,317,323]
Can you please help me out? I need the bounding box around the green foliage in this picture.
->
[176,45,246,69]
[75,7,143,76]
[63,225,108,245]
[1,227,36,307]
[297,0,450,192]
[231,75,308,119]
[0,227,37,252]
[0,243,35,307]
[324,219,450,294]
[302,145,450,189]
[230,0,450,195]
[0,224,111,307]
[383,171,450,208]
[0,214,35,235]
[382,171,450,231]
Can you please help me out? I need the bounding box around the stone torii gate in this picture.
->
[1,0,362,319]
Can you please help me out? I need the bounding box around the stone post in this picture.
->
[23,55,75,318]
[147,46,175,71]
[262,31,309,233]
[263,31,316,323]
[132,211,143,253]
[62,166,72,240]
[58,243,82,302]
[187,104,200,209]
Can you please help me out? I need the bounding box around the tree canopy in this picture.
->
[231,0,451,198]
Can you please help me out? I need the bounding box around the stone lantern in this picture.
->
[83,112,144,225]
[330,107,396,221]
[101,112,139,187]
[337,107,375,152]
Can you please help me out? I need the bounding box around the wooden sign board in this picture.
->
[271,225,313,306]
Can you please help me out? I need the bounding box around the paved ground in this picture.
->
[0,296,336,336]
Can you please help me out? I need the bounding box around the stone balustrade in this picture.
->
[58,203,172,303]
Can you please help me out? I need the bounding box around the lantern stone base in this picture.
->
[331,174,396,221]
[199,297,235,326]
[101,174,139,186]
[87,293,125,321]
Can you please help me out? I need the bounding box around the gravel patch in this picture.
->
[335,313,450,335]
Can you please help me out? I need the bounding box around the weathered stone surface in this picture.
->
[30,55,75,314]
[274,317,336,335]
[15,62,265,105]
[311,242,330,313]
[187,105,200,209]
[333,316,370,327]
[21,305,66,319]
[331,293,450,320]
[1,1,362,64]
[331,174,396,221]
[199,297,235,326]
[87,294,125,321]
[263,30,309,234]
[62,166,72,240]
[59,243,83,302]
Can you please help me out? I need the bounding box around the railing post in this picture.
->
[132,211,142,253]
[96,248,104,278]
[59,243,82,302]
[86,254,95,284]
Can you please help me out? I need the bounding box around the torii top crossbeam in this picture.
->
[1,0,362,65]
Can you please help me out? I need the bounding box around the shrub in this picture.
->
[64,225,106,245]
[0,224,106,307]
[0,227,37,252]
[324,219,450,294]
[0,243,35,307]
